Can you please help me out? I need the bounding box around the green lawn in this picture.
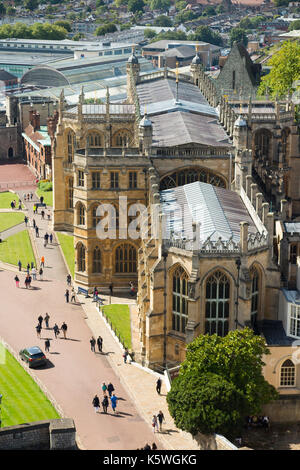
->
[0,230,36,267]
[0,212,25,232]
[36,189,53,207]
[102,304,132,349]
[0,342,60,427]
[0,191,21,209]
[56,232,75,278]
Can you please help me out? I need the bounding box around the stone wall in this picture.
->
[262,395,300,423]
[0,419,77,450]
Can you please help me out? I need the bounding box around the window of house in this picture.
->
[77,243,86,272]
[205,270,230,337]
[87,133,102,147]
[78,204,85,225]
[67,131,75,163]
[110,172,119,189]
[115,244,137,274]
[280,359,296,387]
[172,266,189,334]
[78,170,84,187]
[129,171,137,189]
[289,304,300,338]
[93,246,101,273]
[92,172,100,189]
[250,268,259,327]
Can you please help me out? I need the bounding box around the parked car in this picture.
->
[19,346,47,368]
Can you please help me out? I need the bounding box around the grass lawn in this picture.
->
[0,212,25,232]
[102,304,131,349]
[0,230,36,267]
[56,232,75,278]
[0,342,60,427]
[36,189,53,207]
[0,191,21,209]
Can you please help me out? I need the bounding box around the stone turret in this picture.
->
[139,108,152,155]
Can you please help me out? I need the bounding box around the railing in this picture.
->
[98,302,131,352]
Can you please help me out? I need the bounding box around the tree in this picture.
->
[127,0,145,13]
[191,25,223,46]
[149,0,171,11]
[203,5,216,16]
[95,22,117,36]
[167,328,278,438]
[151,30,187,41]
[288,19,300,31]
[154,14,173,27]
[175,0,187,10]
[73,32,85,40]
[144,28,157,39]
[55,20,72,32]
[174,9,196,24]
[229,27,248,46]
[258,40,300,97]
[272,0,289,5]
[24,0,39,11]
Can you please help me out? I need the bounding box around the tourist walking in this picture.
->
[38,315,43,328]
[36,323,42,339]
[24,275,30,289]
[53,323,60,338]
[18,260,22,271]
[101,382,107,396]
[41,210,45,220]
[28,275,32,288]
[110,394,118,414]
[64,289,69,303]
[26,263,30,275]
[152,415,158,433]
[97,336,103,353]
[90,337,96,352]
[49,233,53,244]
[35,226,39,237]
[45,338,50,353]
[14,275,20,288]
[70,287,76,303]
[109,283,113,296]
[102,395,109,414]
[61,322,68,339]
[123,347,129,364]
[157,411,165,432]
[40,256,45,268]
[31,266,37,280]
[44,313,50,328]
[39,267,43,280]
[107,382,115,398]
[24,215,28,227]
[92,395,100,413]
[32,218,36,229]
[67,274,72,286]
[156,377,162,395]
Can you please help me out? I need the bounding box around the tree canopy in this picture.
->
[288,19,300,31]
[167,328,278,438]
[0,22,68,40]
[190,25,223,46]
[149,0,171,11]
[127,0,145,13]
[258,40,300,97]
[95,22,117,36]
[229,27,248,46]
[154,14,173,27]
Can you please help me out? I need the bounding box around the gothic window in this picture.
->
[290,244,298,265]
[205,270,230,337]
[280,359,296,387]
[68,178,73,209]
[93,246,101,273]
[87,132,102,147]
[172,266,189,334]
[67,131,75,163]
[115,131,130,147]
[77,203,85,226]
[160,169,226,190]
[110,171,119,189]
[77,243,86,272]
[92,172,100,189]
[115,243,137,274]
[250,268,259,327]
[129,171,137,189]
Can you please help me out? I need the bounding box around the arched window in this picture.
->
[250,268,259,327]
[67,131,75,163]
[68,178,73,209]
[93,246,101,273]
[115,244,137,274]
[77,243,86,272]
[77,203,85,226]
[205,270,230,337]
[172,265,189,334]
[280,359,296,387]
[160,168,226,190]
[115,131,130,147]
[87,132,102,147]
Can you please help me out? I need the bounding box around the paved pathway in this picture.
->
[0,178,199,450]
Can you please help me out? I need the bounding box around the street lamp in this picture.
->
[235,258,241,329]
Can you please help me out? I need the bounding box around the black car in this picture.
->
[19,346,47,368]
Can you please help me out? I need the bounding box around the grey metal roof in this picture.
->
[282,289,300,305]
[68,103,135,115]
[160,181,258,243]
[284,222,300,235]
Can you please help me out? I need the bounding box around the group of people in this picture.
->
[23,193,33,202]
[90,336,103,353]
[10,199,22,210]
[35,313,69,345]
[15,256,46,288]
[152,410,165,433]
[246,415,270,430]
[92,381,118,414]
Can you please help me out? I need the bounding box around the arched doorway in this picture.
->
[8,147,14,159]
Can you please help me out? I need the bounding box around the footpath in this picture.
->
[3,189,200,451]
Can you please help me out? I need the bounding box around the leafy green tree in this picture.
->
[229,27,248,46]
[154,14,173,26]
[167,329,278,437]
[216,4,225,14]
[151,30,187,41]
[54,20,72,32]
[95,22,117,36]
[72,32,85,40]
[258,40,300,97]
[144,28,157,39]
[239,17,252,29]
[150,0,170,11]
[175,0,187,10]
[191,25,222,46]
[174,9,196,24]
[127,0,145,13]
[24,0,39,11]
[203,5,216,16]
[272,0,289,5]
[13,22,32,39]
[288,19,300,31]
